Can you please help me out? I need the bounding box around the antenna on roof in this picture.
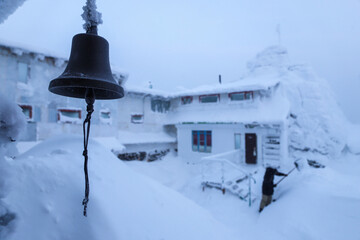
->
[276,24,282,46]
[219,74,222,84]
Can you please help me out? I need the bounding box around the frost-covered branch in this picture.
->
[81,0,103,34]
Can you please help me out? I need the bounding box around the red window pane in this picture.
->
[192,131,198,145]
[199,132,205,146]
[206,131,212,146]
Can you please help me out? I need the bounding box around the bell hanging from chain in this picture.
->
[48,0,124,217]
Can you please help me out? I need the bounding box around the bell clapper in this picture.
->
[82,88,95,216]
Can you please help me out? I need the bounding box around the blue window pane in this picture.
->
[200,95,218,103]
[230,93,244,101]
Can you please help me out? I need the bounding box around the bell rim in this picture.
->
[49,77,124,100]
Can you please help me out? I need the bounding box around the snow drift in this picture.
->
[2,135,236,240]
[246,46,348,162]
[0,94,26,238]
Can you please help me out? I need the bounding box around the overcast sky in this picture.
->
[1,0,360,124]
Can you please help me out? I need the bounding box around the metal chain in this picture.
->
[82,101,94,217]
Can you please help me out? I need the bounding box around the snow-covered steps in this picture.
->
[202,173,258,204]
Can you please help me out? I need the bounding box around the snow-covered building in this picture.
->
[165,78,287,167]
[0,41,346,167]
[0,41,125,141]
[0,41,176,158]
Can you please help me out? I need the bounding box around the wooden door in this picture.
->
[245,133,257,164]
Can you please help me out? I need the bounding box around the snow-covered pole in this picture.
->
[81,0,103,35]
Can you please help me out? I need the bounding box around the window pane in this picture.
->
[131,115,143,123]
[199,145,205,152]
[61,111,80,118]
[151,100,156,111]
[235,134,241,149]
[18,62,28,83]
[163,101,170,111]
[21,106,31,119]
[230,93,244,101]
[181,97,192,105]
[192,131,198,151]
[245,92,252,100]
[192,131,198,145]
[199,131,205,146]
[205,146,212,153]
[200,95,218,103]
[206,131,212,146]
[58,109,81,124]
[101,112,111,119]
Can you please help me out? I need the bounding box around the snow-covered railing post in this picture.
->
[221,160,225,194]
[248,173,256,207]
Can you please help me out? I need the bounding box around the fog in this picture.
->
[1,0,359,123]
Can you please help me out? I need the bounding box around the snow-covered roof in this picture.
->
[124,85,172,98]
[172,76,279,97]
[94,137,125,153]
[124,76,279,99]
[166,92,289,125]
[117,130,176,144]
[0,38,68,60]
[0,0,26,24]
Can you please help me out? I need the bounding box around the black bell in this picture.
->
[49,33,124,100]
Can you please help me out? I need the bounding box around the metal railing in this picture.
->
[200,150,258,206]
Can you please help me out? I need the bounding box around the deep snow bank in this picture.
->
[124,153,360,240]
[246,46,348,162]
[3,135,236,240]
[0,94,26,238]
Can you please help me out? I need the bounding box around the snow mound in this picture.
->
[0,94,26,238]
[3,135,236,240]
[0,94,26,144]
[247,45,290,74]
[246,46,347,162]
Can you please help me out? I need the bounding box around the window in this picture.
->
[229,91,253,101]
[181,96,193,105]
[19,105,33,121]
[100,109,112,125]
[58,108,81,124]
[151,99,170,113]
[234,134,241,149]
[192,130,212,153]
[131,114,144,124]
[18,62,29,83]
[199,94,219,103]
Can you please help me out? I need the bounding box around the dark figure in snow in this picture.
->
[259,167,287,212]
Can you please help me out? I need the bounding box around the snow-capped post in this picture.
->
[48,0,124,217]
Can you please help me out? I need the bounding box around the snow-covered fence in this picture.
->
[200,150,258,206]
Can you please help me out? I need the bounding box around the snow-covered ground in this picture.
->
[4,136,359,240]
[125,153,360,240]
[3,136,236,240]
